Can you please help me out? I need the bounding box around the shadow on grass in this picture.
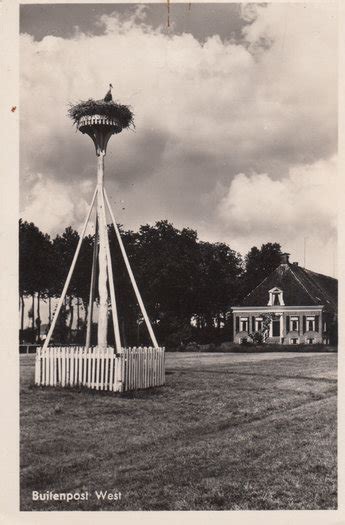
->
[29,383,166,399]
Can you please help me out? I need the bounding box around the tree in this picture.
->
[132,221,200,329]
[195,241,243,330]
[72,234,95,332]
[241,242,282,298]
[111,220,243,346]
[19,220,53,341]
[51,227,80,340]
[19,217,283,348]
[248,313,275,343]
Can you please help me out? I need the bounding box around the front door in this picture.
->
[272,318,280,337]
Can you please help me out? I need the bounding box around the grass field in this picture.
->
[20,351,337,511]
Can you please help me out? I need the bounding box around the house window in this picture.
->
[307,338,314,344]
[268,287,284,306]
[290,316,299,332]
[255,318,263,331]
[273,293,280,305]
[306,316,315,331]
[240,317,249,332]
[290,338,298,345]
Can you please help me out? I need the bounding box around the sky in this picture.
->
[19,2,338,276]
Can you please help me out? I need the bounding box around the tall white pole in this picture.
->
[85,215,98,351]
[104,188,159,348]
[97,152,108,349]
[42,186,97,350]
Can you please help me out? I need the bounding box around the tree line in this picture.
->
[19,218,283,347]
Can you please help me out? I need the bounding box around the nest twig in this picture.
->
[68,99,135,130]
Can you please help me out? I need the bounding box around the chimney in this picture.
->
[280,253,290,264]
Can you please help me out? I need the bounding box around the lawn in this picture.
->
[20,351,337,511]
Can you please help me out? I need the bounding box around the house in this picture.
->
[232,253,337,345]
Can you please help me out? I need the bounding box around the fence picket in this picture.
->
[96,347,100,390]
[114,354,118,392]
[144,347,147,387]
[47,348,50,386]
[104,348,109,390]
[86,348,90,387]
[74,347,77,385]
[124,349,128,391]
[122,352,125,391]
[66,347,70,385]
[138,348,143,388]
[69,347,74,386]
[90,348,94,389]
[133,347,136,390]
[42,348,46,386]
[74,348,78,385]
[78,347,82,385]
[109,348,114,391]
[52,347,56,386]
[35,348,40,385]
[147,347,150,387]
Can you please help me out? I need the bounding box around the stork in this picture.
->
[104,83,113,102]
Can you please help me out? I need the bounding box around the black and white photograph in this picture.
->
[0,0,343,519]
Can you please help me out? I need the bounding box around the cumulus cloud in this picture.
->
[215,157,337,275]
[21,175,93,235]
[218,157,337,239]
[20,3,337,273]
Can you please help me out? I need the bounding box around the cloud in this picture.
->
[20,3,337,273]
[215,157,337,274]
[218,156,337,239]
[21,175,93,235]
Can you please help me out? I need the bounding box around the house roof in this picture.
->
[238,262,337,313]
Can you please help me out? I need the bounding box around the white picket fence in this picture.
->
[35,346,165,392]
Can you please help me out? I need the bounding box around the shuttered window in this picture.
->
[315,316,319,332]
[307,316,315,331]
[256,318,263,331]
[240,318,249,332]
[290,316,299,332]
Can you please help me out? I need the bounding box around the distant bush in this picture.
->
[221,343,337,354]
[165,342,337,353]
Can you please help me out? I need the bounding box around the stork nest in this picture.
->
[68,99,135,130]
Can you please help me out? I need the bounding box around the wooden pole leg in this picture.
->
[100,187,121,352]
[43,187,98,350]
[104,188,159,348]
